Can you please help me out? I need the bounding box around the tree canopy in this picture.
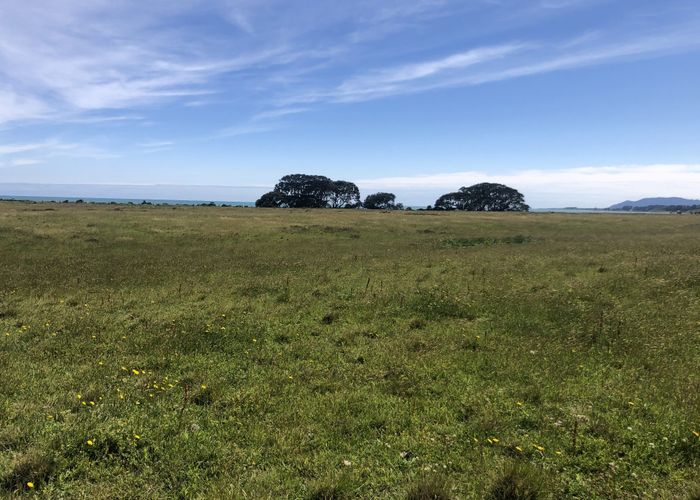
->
[434,183,529,211]
[328,181,361,208]
[255,174,361,208]
[364,192,402,210]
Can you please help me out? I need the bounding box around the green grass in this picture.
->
[0,202,698,498]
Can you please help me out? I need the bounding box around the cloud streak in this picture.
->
[0,0,698,130]
[0,139,118,163]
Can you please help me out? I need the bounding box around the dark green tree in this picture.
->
[434,183,529,211]
[434,192,466,210]
[364,192,401,210]
[255,191,286,208]
[328,181,361,208]
[272,174,335,208]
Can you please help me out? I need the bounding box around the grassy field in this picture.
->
[0,202,698,499]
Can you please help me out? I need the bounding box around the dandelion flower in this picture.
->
[132,369,140,375]
[200,384,207,390]
[87,440,94,446]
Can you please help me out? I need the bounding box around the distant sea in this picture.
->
[0,195,255,206]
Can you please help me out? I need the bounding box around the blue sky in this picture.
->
[1,0,699,207]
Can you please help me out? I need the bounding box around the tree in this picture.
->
[255,191,286,208]
[364,192,401,210]
[434,192,466,211]
[272,174,335,208]
[434,183,529,211]
[256,174,363,209]
[328,181,361,208]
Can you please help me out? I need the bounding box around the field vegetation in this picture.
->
[0,202,698,498]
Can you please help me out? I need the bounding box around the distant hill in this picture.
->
[608,197,700,210]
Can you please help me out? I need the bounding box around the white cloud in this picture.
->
[0,2,326,124]
[0,139,117,161]
[331,44,526,102]
[0,88,48,123]
[252,107,309,121]
[356,164,700,208]
[138,141,175,154]
[0,141,52,155]
[10,158,42,167]
[0,0,699,136]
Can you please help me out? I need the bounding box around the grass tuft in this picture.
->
[406,475,453,500]
[487,463,546,500]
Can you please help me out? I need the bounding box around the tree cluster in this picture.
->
[255,174,361,208]
[363,192,403,210]
[256,174,404,209]
[434,183,529,211]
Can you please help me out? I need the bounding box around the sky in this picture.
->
[1,0,699,207]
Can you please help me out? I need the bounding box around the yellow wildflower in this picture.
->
[132,369,139,375]
[27,482,34,488]
[87,440,94,446]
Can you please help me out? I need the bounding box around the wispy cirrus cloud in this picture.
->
[0,139,118,163]
[138,141,175,154]
[1,0,699,149]
[280,24,700,106]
